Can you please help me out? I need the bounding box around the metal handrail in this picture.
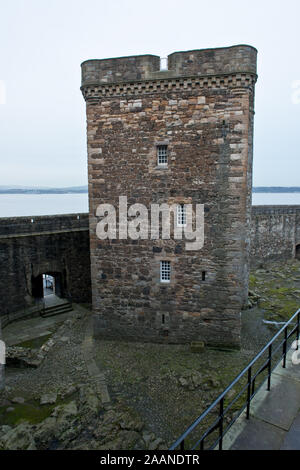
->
[169,308,300,451]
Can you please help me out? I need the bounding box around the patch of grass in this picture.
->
[249,274,258,288]
[250,261,300,322]
[0,403,54,426]
[0,393,78,427]
[15,334,52,349]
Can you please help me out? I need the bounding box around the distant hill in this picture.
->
[253,187,300,193]
[0,185,299,194]
[0,185,88,194]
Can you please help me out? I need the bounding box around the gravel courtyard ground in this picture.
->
[0,259,299,449]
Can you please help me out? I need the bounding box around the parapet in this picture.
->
[81,45,257,88]
[168,45,257,77]
[81,54,160,85]
[0,213,89,238]
[252,205,300,216]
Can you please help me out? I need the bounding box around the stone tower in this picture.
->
[81,45,258,348]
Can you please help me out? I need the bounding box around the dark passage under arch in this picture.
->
[31,272,64,300]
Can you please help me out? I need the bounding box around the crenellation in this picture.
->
[81,54,161,86]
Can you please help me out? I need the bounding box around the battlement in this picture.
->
[252,205,300,216]
[0,213,89,238]
[168,45,257,77]
[81,45,257,89]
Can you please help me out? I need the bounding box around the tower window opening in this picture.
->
[177,204,187,227]
[160,261,171,283]
[157,145,168,166]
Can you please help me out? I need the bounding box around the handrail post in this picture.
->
[267,344,272,391]
[297,312,300,350]
[283,327,288,368]
[247,367,252,419]
[219,398,224,450]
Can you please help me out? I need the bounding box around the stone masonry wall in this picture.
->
[1,204,299,334]
[250,205,300,265]
[82,45,258,348]
[0,214,91,318]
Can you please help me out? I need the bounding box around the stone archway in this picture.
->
[31,271,65,300]
[31,261,68,301]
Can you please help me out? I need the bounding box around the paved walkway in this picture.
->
[2,302,111,407]
[223,349,300,450]
[2,303,74,346]
[80,305,111,405]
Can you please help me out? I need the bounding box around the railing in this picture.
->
[169,308,300,451]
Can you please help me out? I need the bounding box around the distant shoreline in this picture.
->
[0,186,300,194]
[0,187,88,194]
[252,187,300,193]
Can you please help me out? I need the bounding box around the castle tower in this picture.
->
[81,45,258,348]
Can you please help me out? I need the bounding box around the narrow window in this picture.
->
[202,271,206,281]
[157,145,168,166]
[160,260,171,283]
[177,204,187,227]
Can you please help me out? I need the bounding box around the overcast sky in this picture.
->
[0,0,299,187]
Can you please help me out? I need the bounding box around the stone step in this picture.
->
[41,303,73,318]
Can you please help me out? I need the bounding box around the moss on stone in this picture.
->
[15,334,52,349]
[250,261,300,322]
[0,403,54,426]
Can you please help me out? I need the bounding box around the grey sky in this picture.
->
[0,0,299,187]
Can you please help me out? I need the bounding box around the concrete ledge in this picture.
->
[222,350,300,450]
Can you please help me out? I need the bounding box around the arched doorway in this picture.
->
[31,271,65,301]
[296,245,300,260]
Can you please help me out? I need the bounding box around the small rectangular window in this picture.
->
[177,204,187,227]
[160,260,171,283]
[157,145,168,166]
